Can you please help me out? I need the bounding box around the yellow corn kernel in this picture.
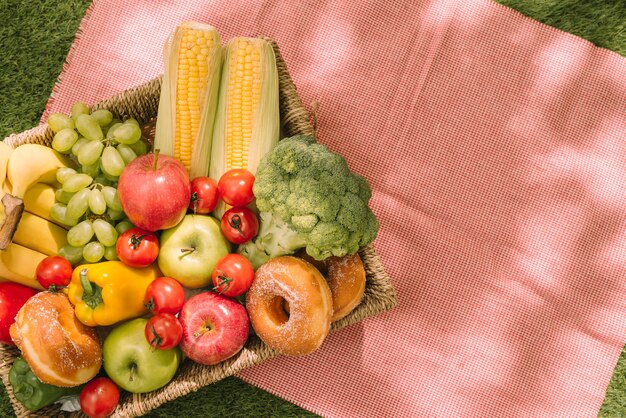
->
[210,37,279,216]
[155,22,222,178]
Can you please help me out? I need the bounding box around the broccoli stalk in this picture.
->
[238,212,307,269]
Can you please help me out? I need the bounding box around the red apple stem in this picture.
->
[193,323,213,338]
[153,149,160,170]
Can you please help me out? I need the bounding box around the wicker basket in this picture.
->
[0,38,398,418]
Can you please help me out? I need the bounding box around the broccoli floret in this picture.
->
[239,135,379,267]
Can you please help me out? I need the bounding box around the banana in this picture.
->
[22,183,67,229]
[0,243,45,290]
[0,144,73,249]
[7,144,73,199]
[0,142,13,186]
[12,212,67,256]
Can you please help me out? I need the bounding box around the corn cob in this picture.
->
[154,22,222,178]
[210,37,280,185]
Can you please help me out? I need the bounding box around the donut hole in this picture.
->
[267,296,290,326]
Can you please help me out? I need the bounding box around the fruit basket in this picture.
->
[0,38,398,418]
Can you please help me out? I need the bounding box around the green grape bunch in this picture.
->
[46,102,151,265]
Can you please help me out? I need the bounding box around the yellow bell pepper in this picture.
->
[67,261,160,327]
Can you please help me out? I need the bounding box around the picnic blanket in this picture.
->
[44,0,626,416]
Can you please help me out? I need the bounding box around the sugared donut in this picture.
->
[10,292,101,387]
[246,256,332,356]
[297,251,366,321]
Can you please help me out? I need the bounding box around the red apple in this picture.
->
[179,292,249,365]
[118,151,191,231]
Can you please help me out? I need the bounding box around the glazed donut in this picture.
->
[10,292,102,387]
[297,251,366,321]
[246,256,332,356]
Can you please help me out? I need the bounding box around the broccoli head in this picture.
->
[238,135,379,267]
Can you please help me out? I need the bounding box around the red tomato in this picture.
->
[145,313,183,350]
[0,283,38,345]
[212,254,255,297]
[116,227,159,268]
[218,169,255,207]
[35,256,73,291]
[220,207,259,244]
[79,377,120,418]
[144,277,185,315]
[189,177,219,214]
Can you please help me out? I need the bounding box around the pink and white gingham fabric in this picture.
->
[43,0,626,416]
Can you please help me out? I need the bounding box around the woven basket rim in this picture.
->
[0,37,398,418]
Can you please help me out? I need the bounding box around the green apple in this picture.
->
[103,318,181,393]
[158,214,231,288]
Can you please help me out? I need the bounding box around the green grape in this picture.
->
[125,118,140,126]
[112,123,141,145]
[101,146,126,177]
[56,167,77,184]
[67,220,94,247]
[66,188,91,219]
[83,241,105,263]
[101,186,123,211]
[115,220,134,235]
[101,170,119,183]
[128,140,148,155]
[92,219,118,247]
[104,245,119,261]
[81,161,100,177]
[116,144,138,164]
[88,189,107,215]
[51,128,79,154]
[50,204,79,227]
[76,114,104,141]
[77,140,104,166]
[93,175,111,187]
[55,189,75,204]
[47,113,75,133]
[62,173,93,192]
[59,244,85,266]
[90,109,113,127]
[71,102,90,121]
[106,122,123,140]
[107,208,125,221]
[71,137,90,157]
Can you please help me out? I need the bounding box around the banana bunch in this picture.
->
[0,142,75,289]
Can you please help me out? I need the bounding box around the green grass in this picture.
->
[0,0,625,417]
[497,0,625,56]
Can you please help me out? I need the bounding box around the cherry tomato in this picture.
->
[35,256,73,291]
[116,227,159,268]
[218,169,255,207]
[220,207,259,244]
[212,254,255,297]
[145,313,183,350]
[144,277,185,315]
[79,377,120,418]
[0,283,38,345]
[189,176,219,214]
